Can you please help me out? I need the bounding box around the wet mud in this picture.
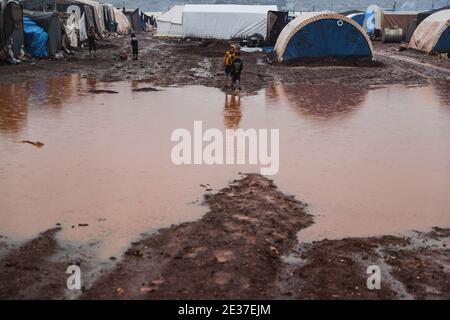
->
[0,175,448,299]
[1,35,449,96]
[1,34,449,300]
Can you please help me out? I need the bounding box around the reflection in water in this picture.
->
[432,80,450,106]
[266,83,368,118]
[223,94,242,129]
[1,77,450,260]
[0,83,28,135]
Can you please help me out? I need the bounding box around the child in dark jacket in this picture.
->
[231,51,243,90]
[131,33,138,60]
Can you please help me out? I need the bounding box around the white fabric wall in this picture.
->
[156,5,184,37]
[182,4,277,39]
[409,10,450,52]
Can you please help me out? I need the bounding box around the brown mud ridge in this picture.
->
[0,174,448,299]
[0,35,449,95]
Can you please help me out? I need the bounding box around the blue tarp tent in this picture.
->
[274,13,373,62]
[23,16,48,58]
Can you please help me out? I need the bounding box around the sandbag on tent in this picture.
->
[1,0,24,57]
[156,5,183,37]
[274,13,373,62]
[23,16,48,58]
[22,10,61,56]
[113,7,130,33]
[409,10,450,54]
[182,4,278,40]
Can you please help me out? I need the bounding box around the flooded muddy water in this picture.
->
[1,75,449,259]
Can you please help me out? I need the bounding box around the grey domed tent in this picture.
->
[23,9,61,56]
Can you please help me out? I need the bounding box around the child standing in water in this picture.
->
[87,26,96,57]
[131,33,138,60]
[231,51,243,90]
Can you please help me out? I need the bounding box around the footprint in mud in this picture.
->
[88,89,118,94]
[18,140,44,148]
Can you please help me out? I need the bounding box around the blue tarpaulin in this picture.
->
[23,16,48,58]
[283,19,372,60]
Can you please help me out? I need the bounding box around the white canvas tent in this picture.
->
[182,4,277,39]
[156,5,184,37]
[409,10,450,53]
[113,7,131,33]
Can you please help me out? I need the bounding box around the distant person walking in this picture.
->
[131,33,139,60]
[223,44,236,87]
[87,26,96,57]
[231,51,243,90]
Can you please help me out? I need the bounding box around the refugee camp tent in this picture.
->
[364,5,420,40]
[55,0,104,34]
[266,10,289,46]
[1,0,24,56]
[274,13,373,62]
[409,9,450,54]
[23,10,61,56]
[23,16,48,57]
[124,8,142,32]
[113,7,130,33]
[101,3,115,32]
[417,5,450,26]
[156,5,183,37]
[182,4,278,40]
[77,0,105,32]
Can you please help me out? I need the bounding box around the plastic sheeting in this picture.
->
[1,0,24,56]
[266,11,289,46]
[79,13,87,41]
[23,10,62,56]
[365,5,420,39]
[182,4,277,40]
[409,10,450,53]
[23,16,48,58]
[347,12,365,26]
[274,13,373,62]
[65,12,78,47]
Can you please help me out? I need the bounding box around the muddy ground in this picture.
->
[1,33,450,95]
[0,33,449,299]
[0,174,449,299]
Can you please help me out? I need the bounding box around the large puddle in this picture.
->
[1,75,449,259]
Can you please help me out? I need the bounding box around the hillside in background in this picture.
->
[111,0,449,13]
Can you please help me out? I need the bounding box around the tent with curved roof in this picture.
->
[274,13,373,62]
[409,10,450,53]
[113,7,130,33]
[156,5,183,37]
[417,5,450,26]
